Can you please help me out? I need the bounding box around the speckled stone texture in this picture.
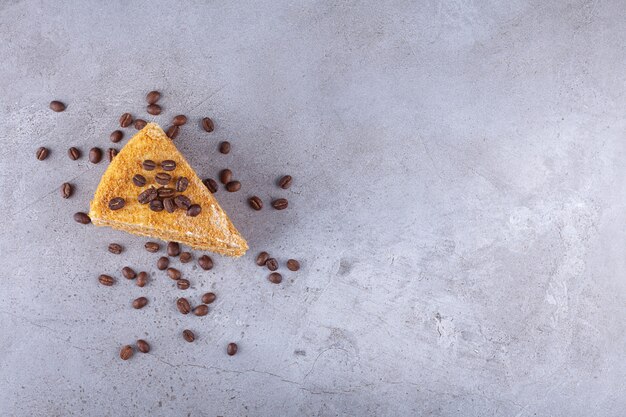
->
[1,1,625,416]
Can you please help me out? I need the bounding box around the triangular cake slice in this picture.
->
[89,123,248,257]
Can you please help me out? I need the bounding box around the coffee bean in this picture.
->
[227,342,238,356]
[272,198,288,210]
[201,292,216,304]
[142,160,156,171]
[36,147,49,161]
[108,197,125,210]
[219,141,231,154]
[146,90,161,104]
[133,174,147,187]
[203,178,218,193]
[278,175,293,189]
[149,199,164,212]
[183,329,195,342]
[166,125,179,139]
[107,148,118,162]
[161,160,176,171]
[89,147,103,164]
[219,169,232,185]
[136,271,148,287]
[157,187,175,198]
[268,272,282,284]
[132,297,148,309]
[108,243,123,254]
[98,274,115,286]
[61,183,73,199]
[145,242,160,252]
[177,279,190,290]
[176,298,191,314]
[136,339,150,353]
[138,187,158,204]
[163,197,176,213]
[167,268,181,280]
[157,256,169,270]
[175,177,189,192]
[173,115,187,126]
[147,104,162,115]
[119,113,133,128]
[174,195,191,209]
[110,130,123,143]
[155,172,171,185]
[256,252,269,266]
[122,266,136,279]
[193,305,208,316]
[134,119,147,130]
[187,204,201,217]
[198,255,213,270]
[73,212,91,224]
[179,252,192,263]
[120,345,133,360]
[68,147,80,160]
[248,196,263,210]
[49,100,65,112]
[226,181,241,192]
[266,258,278,271]
[201,117,214,132]
[287,259,300,271]
[167,242,180,257]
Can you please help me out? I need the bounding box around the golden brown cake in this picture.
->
[89,123,248,257]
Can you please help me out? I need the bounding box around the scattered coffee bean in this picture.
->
[266,258,278,271]
[110,130,123,143]
[120,345,133,360]
[201,292,216,304]
[108,197,125,210]
[219,141,231,154]
[49,100,65,112]
[73,212,91,224]
[108,243,123,254]
[256,252,269,266]
[268,272,282,284]
[166,125,179,139]
[145,242,160,252]
[167,268,181,280]
[161,160,176,171]
[226,181,241,192]
[201,117,214,132]
[157,187,175,198]
[203,178,218,193]
[174,195,191,209]
[142,160,156,171]
[248,196,263,210]
[138,187,158,204]
[136,339,150,353]
[176,298,191,314]
[187,204,201,217]
[146,90,161,104]
[167,242,180,257]
[198,255,213,270]
[177,279,190,290]
[179,252,192,263]
[149,199,164,212]
[89,147,103,164]
[122,266,136,279]
[36,147,49,161]
[157,256,169,270]
[173,115,187,126]
[193,305,208,316]
[183,329,195,342]
[134,119,147,130]
[278,175,293,189]
[133,174,147,187]
[272,198,288,210]
[119,113,133,128]
[175,177,189,192]
[155,172,171,185]
[163,197,176,213]
[287,259,300,271]
[61,183,73,199]
[136,271,148,287]
[132,297,148,309]
[147,104,162,115]
[68,147,80,160]
[227,343,238,356]
[219,169,232,185]
[98,274,115,286]
[107,148,118,162]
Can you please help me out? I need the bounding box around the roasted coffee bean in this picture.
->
[36,147,49,161]
[161,160,176,171]
[138,187,158,204]
[266,258,278,271]
[179,252,192,263]
[61,183,73,199]
[167,268,181,280]
[174,195,191,209]
[89,147,103,164]
[146,90,161,104]
[176,298,191,314]
[132,297,148,309]
[201,292,216,304]
[98,274,115,286]
[49,100,65,112]
[142,160,156,171]
[163,197,176,213]
[167,242,180,257]
[287,259,300,271]
[198,255,213,271]
[110,130,123,143]
[166,125,179,139]
[155,172,171,185]
[173,115,187,126]
[187,204,201,217]
[107,148,118,162]
[219,141,231,154]
[136,271,148,287]
[175,177,189,192]
[248,196,263,210]
[147,104,161,115]
[256,252,269,266]
[278,175,293,189]
[119,113,133,128]
[122,266,136,279]
[268,272,282,284]
[183,329,195,342]
[134,119,147,130]
[219,169,232,185]
[136,339,150,353]
[145,242,160,252]
[225,181,241,192]
[157,187,175,198]
[120,345,133,360]
[133,174,147,187]
[108,197,125,210]
[149,199,164,212]
[227,343,238,356]
[177,279,190,290]
[201,117,214,132]
[193,305,208,316]
[157,256,169,270]
[272,198,288,210]
[68,147,80,160]
[73,212,91,224]
[108,243,123,254]
[203,178,218,193]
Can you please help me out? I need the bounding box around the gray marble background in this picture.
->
[1,1,625,416]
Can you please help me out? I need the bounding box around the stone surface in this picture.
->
[1,1,626,416]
